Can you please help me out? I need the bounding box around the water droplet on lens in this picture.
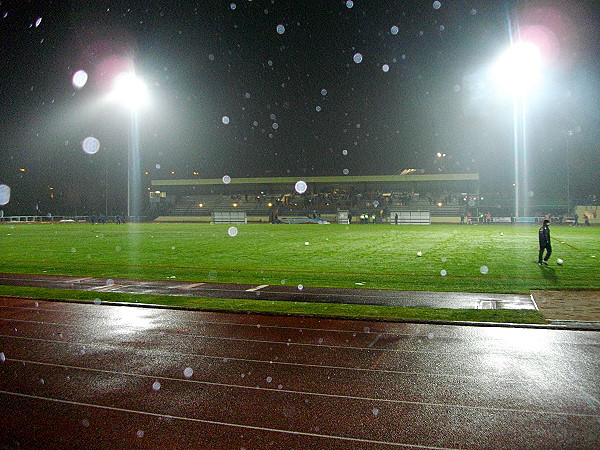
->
[276,24,285,34]
[294,180,307,194]
[353,53,363,64]
[183,367,193,378]
[152,381,161,391]
[222,116,230,124]
[228,226,238,237]
[391,25,399,35]
[440,270,447,276]
[480,266,489,274]
[222,175,231,184]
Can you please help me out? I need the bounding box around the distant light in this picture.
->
[437,202,443,207]
[267,202,273,207]
[437,152,442,157]
[0,184,10,206]
[276,24,285,34]
[198,203,203,207]
[72,70,88,89]
[144,171,149,175]
[232,203,238,207]
[82,136,100,155]
[353,53,363,64]
[19,168,26,172]
[193,172,198,175]
[171,171,175,174]
[295,180,308,194]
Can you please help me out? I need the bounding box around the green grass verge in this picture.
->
[0,285,548,325]
[0,222,598,294]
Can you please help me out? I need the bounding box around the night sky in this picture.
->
[0,0,598,214]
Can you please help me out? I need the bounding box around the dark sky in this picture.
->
[0,0,598,214]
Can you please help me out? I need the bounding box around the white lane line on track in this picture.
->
[0,390,452,449]
[246,284,269,292]
[0,333,481,379]
[89,285,124,291]
[62,277,93,284]
[179,282,206,290]
[4,358,598,419]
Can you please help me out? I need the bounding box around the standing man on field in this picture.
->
[538,219,552,265]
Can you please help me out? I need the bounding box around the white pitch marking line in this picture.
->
[246,284,269,292]
[180,282,206,290]
[3,358,598,419]
[0,390,450,449]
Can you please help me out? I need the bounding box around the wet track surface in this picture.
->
[0,273,535,310]
[1,297,598,448]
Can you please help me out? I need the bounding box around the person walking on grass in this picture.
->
[538,219,552,265]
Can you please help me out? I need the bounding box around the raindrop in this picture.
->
[267,60,273,66]
[440,270,447,276]
[391,25,399,35]
[115,246,121,252]
[417,251,422,257]
[343,168,349,175]
[152,381,161,391]
[93,299,101,305]
[35,17,42,27]
[433,1,441,10]
[230,3,236,10]
[304,242,310,246]
[441,257,447,262]
[35,302,39,307]
[298,284,303,290]
[81,419,90,427]
[228,226,238,237]
[266,376,273,383]
[276,24,285,34]
[0,184,10,205]
[155,164,161,169]
[82,137,100,155]
[245,92,251,98]
[470,8,477,15]
[72,70,88,89]
[372,407,379,416]
[382,64,390,72]
[222,116,230,124]
[106,279,114,286]
[318,338,324,344]
[364,327,371,333]
[136,430,144,438]
[353,53,363,64]
[71,247,76,253]
[40,378,45,385]
[439,25,445,31]
[321,88,327,96]
[427,332,434,339]
[183,367,193,378]
[294,180,307,194]
[277,384,283,389]
[222,175,231,184]
[346,0,354,8]
[272,122,278,129]
[270,113,276,120]
[0,352,5,362]
[315,105,321,112]
[480,266,489,275]
[342,149,348,155]
[171,246,176,250]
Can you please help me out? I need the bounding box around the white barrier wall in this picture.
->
[389,211,431,225]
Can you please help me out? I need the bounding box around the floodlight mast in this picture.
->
[492,42,541,220]
[110,72,148,221]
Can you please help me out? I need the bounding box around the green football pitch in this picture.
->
[1,222,597,294]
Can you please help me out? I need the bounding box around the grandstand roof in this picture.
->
[151,173,479,187]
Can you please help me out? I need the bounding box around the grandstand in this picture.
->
[149,173,480,223]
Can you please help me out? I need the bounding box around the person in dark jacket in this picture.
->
[538,219,552,265]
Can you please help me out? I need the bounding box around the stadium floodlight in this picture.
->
[492,42,541,97]
[108,71,149,220]
[109,72,149,110]
[492,42,542,219]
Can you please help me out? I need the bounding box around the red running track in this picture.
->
[0,297,599,448]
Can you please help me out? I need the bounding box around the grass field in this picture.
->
[1,222,597,294]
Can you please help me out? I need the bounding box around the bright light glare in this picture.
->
[0,184,10,206]
[110,72,149,109]
[492,43,542,96]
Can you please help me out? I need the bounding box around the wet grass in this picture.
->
[0,286,548,325]
[0,222,597,294]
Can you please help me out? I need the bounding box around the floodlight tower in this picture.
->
[109,72,149,221]
[492,42,541,219]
